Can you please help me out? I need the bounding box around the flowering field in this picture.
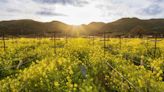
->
[0,38,164,92]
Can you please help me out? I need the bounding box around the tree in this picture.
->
[130,26,146,38]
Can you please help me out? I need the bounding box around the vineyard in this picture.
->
[0,37,164,92]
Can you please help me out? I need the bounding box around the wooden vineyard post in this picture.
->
[146,37,149,48]
[88,35,90,45]
[149,33,161,59]
[117,34,124,50]
[119,35,122,50]
[99,32,111,57]
[34,33,37,44]
[53,32,57,55]
[154,34,157,59]
[89,35,95,47]
[103,32,106,57]
[2,33,6,51]
[0,33,8,52]
[65,32,68,44]
[36,33,41,44]
[47,31,61,55]
[93,35,95,47]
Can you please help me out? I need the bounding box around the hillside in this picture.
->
[0,18,164,37]
[0,19,71,37]
[101,18,164,36]
[82,22,106,35]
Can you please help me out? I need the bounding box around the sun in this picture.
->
[69,25,86,36]
[72,25,82,31]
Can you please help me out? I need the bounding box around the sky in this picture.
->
[0,0,164,25]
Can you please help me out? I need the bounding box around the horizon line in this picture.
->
[0,17,164,25]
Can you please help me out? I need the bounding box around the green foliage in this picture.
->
[0,38,164,92]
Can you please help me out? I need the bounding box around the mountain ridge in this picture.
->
[0,18,164,37]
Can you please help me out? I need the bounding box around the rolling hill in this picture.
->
[0,18,164,37]
[0,19,71,37]
[101,18,164,36]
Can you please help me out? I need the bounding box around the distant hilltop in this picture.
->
[0,18,164,37]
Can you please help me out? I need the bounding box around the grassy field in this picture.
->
[0,38,164,92]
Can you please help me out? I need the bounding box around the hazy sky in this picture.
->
[0,0,164,24]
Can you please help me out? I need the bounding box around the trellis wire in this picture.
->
[105,61,140,92]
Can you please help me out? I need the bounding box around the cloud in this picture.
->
[36,11,66,16]
[36,8,66,16]
[94,0,164,21]
[141,4,163,15]
[6,8,21,13]
[32,0,88,7]
[0,0,7,3]
[0,0,164,24]
[149,0,164,2]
